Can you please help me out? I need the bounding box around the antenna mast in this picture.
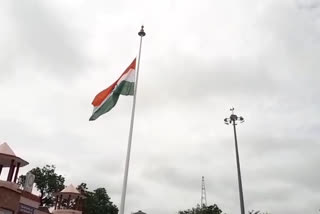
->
[201,176,207,208]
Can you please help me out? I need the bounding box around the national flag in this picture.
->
[89,58,136,121]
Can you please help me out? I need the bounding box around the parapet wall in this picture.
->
[0,181,20,213]
[53,209,82,214]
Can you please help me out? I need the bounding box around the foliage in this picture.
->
[77,183,118,214]
[19,165,118,214]
[19,165,65,207]
[248,211,270,214]
[178,206,271,214]
[179,204,223,214]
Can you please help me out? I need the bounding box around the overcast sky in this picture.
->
[1,0,320,213]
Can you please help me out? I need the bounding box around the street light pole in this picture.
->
[224,108,245,214]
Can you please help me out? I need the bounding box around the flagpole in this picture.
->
[119,25,146,214]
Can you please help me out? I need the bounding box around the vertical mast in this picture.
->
[201,176,207,208]
[119,26,146,214]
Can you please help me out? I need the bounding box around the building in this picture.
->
[0,142,48,214]
[52,184,85,214]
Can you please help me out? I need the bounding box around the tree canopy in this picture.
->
[178,205,271,214]
[179,204,223,214]
[248,211,270,214]
[19,165,65,207]
[19,165,118,214]
[77,183,118,214]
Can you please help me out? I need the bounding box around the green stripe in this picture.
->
[89,80,135,121]
[115,80,135,96]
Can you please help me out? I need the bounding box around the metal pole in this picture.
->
[119,26,146,214]
[232,120,245,214]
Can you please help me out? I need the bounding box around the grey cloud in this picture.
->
[7,1,85,77]
[296,0,320,10]
[1,0,320,214]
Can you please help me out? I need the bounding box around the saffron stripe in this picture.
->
[91,58,136,107]
[89,80,135,120]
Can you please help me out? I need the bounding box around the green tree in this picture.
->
[179,204,223,214]
[77,183,118,214]
[77,182,89,194]
[248,211,270,214]
[19,165,65,207]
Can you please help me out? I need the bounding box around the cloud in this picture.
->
[1,0,320,214]
[1,1,86,80]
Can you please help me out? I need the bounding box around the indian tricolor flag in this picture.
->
[89,58,136,121]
